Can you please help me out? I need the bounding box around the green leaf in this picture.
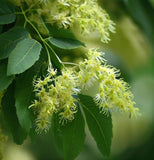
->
[7,38,42,75]
[0,61,14,92]
[62,108,85,160]
[0,25,3,33]
[79,95,112,157]
[49,25,76,39]
[0,0,16,24]
[48,37,85,49]
[14,59,43,134]
[15,67,36,133]
[29,128,37,143]
[2,84,27,144]
[41,17,85,49]
[51,108,85,160]
[41,17,76,39]
[0,26,29,60]
[51,113,63,156]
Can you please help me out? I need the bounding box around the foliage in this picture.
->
[0,0,140,159]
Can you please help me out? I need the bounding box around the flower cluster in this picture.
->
[11,0,115,43]
[30,68,79,133]
[44,0,115,42]
[78,49,139,117]
[30,49,139,133]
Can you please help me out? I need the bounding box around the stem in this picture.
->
[62,62,79,66]
[43,43,52,69]
[21,6,63,67]
[24,1,40,13]
[44,40,63,66]
[24,20,27,28]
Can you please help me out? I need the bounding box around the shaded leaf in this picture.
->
[62,108,85,160]
[0,26,29,59]
[0,0,16,24]
[7,38,42,75]
[51,113,63,156]
[48,37,85,50]
[0,61,14,92]
[51,108,85,160]
[15,67,37,133]
[41,17,76,39]
[2,84,27,144]
[79,95,112,157]
[0,25,3,33]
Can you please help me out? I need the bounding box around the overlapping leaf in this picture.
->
[7,38,42,75]
[51,108,85,160]
[48,37,85,49]
[0,27,29,59]
[2,84,27,144]
[0,61,14,92]
[0,0,16,24]
[79,95,112,157]
[15,68,36,133]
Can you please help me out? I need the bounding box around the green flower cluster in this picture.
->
[78,49,139,117]
[11,0,115,42]
[10,0,138,133]
[31,49,139,133]
[44,0,115,42]
[30,68,79,133]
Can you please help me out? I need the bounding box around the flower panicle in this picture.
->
[11,0,115,42]
[78,49,139,118]
[30,49,139,134]
[30,68,79,133]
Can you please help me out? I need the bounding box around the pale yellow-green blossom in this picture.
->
[30,68,79,133]
[30,49,139,133]
[78,49,139,117]
[44,0,115,42]
[10,0,115,43]
[14,0,139,133]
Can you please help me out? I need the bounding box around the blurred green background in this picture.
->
[2,0,154,159]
